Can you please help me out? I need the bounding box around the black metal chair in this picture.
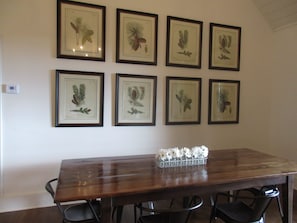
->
[45,178,101,223]
[210,186,280,223]
[134,196,203,223]
[233,186,284,221]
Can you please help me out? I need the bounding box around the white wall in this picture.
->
[269,25,297,159]
[0,0,292,212]
[0,33,3,199]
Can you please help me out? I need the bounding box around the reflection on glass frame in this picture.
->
[166,76,202,125]
[57,0,106,61]
[209,23,241,71]
[166,16,203,68]
[116,8,158,65]
[55,70,104,127]
[208,79,240,124]
[115,73,157,126]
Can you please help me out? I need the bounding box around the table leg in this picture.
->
[282,175,294,223]
[101,198,112,223]
[115,206,123,223]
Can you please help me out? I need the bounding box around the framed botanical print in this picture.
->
[57,0,106,61]
[208,79,240,124]
[115,73,157,126]
[166,76,202,125]
[166,16,203,68]
[116,9,158,65]
[209,23,241,71]
[55,70,104,127]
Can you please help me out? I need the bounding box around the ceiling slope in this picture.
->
[253,0,297,31]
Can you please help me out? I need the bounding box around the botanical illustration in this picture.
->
[127,86,145,115]
[126,22,148,53]
[167,17,202,68]
[56,71,104,127]
[116,9,157,64]
[209,23,241,71]
[209,80,239,124]
[217,88,231,114]
[116,74,156,126]
[166,77,201,125]
[59,1,105,60]
[218,34,232,60]
[177,29,192,57]
[71,83,91,114]
[70,17,94,48]
[175,89,192,113]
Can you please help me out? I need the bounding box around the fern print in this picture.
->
[217,89,231,113]
[127,86,145,115]
[176,89,192,113]
[71,83,91,114]
[126,22,147,52]
[177,29,192,57]
[218,34,232,60]
[70,17,94,47]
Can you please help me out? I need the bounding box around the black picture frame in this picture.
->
[116,9,158,65]
[208,79,240,124]
[57,0,106,61]
[115,73,157,126]
[166,76,202,125]
[55,70,104,127]
[166,16,203,68]
[209,23,241,71]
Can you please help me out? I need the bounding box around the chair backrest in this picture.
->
[45,178,101,223]
[137,196,203,223]
[250,186,280,221]
[45,178,64,213]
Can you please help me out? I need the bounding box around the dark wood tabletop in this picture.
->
[55,148,297,223]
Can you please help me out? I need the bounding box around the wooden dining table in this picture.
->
[54,148,297,223]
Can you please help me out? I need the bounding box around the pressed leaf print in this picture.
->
[177,29,192,57]
[71,84,91,114]
[217,88,231,113]
[126,22,147,52]
[218,34,232,60]
[127,86,145,114]
[70,17,94,46]
[176,89,192,113]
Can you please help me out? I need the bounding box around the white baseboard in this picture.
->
[0,192,53,213]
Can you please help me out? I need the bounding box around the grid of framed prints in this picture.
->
[54,0,242,127]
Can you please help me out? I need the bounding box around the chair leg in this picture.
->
[134,204,138,223]
[276,195,284,220]
[148,201,154,210]
[210,194,220,223]
[87,200,100,223]
[209,206,216,223]
[112,206,124,223]
[116,206,123,223]
[210,195,214,206]
[209,213,214,223]
[134,201,155,223]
